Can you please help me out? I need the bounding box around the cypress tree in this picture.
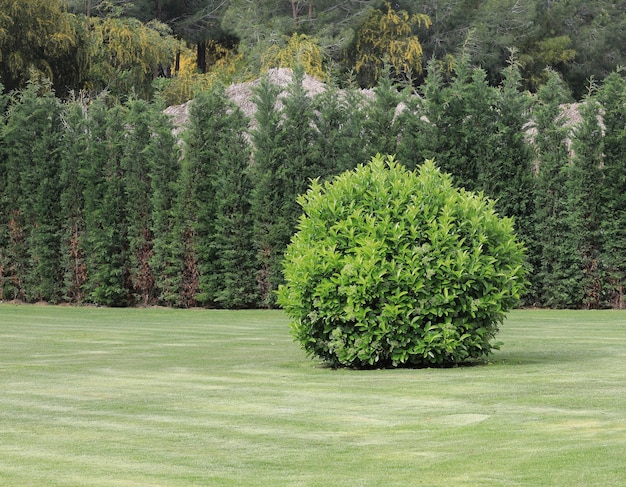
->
[249,74,289,306]
[0,84,9,300]
[596,72,626,308]
[361,69,404,160]
[412,56,496,192]
[485,61,536,297]
[533,71,578,307]
[567,91,606,308]
[280,65,321,195]
[82,99,131,306]
[2,80,64,302]
[123,98,157,305]
[310,84,366,175]
[251,66,333,306]
[147,94,182,307]
[176,85,240,306]
[174,151,201,308]
[211,98,258,308]
[395,88,427,171]
[59,95,90,303]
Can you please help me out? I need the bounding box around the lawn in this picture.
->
[0,305,625,486]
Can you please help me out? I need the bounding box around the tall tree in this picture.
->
[567,90,606,308]
[210,88,259,308]
[0,83,7,300]
[249,74,288,306]
[596,72,626,308]
[147,93,182,306]
[176,84,247,306]
[482,60,535,239]
[361,70,405,160]
[411,55,496,192]
[82,99,131,306]
[1,80,64,302]
[123,98,158,305]
[58,94,90,303]
[310,83,368,174]
[532,71,577,307]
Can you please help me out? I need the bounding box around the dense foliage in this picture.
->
[2,65,626,310]
[2,1,625,99]
[278,156,526,367]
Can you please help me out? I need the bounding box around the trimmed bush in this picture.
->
[278,155,527,368]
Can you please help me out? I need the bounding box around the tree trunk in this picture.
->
[197,41,207,73]
[291,1,298,28]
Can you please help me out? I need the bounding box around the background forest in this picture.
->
[1,0,625,100]
[1,0,626,309]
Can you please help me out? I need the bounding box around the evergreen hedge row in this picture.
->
[1,64,626,309]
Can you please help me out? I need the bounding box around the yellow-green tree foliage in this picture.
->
[0,0,78,91]
[261,33,328,81]
[162,41,246,106]
[520,35,576,91]
[86,16,179,97]
[354,2,431,86]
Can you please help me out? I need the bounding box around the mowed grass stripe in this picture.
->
[0,305,625,486]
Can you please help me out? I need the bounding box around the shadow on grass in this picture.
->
[490,349,583,366]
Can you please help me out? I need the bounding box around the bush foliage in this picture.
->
[278,155,527,368]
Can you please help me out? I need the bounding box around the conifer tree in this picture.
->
[532,71,577,307]
[0,98,26,300]
[177,84,248,306]
[310,84,368,174]
[412,56,497,192]
[82,99,130,306]
[123,98,157,305]
[59,95,90,303]
[361,70,404,160]
[280,66,321,190]
[484,60,536,271]
[567,91,606,308]
[2,80,64,302]
[250,74,289,306]
[596,72,626,308]
[211,99,258,308]
[252,66,340,306]
[0,84,9,300]
[147,94,182,306]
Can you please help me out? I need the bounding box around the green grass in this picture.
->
[0,305,625,486]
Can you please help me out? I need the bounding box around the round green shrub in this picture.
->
[277,155,527,368]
